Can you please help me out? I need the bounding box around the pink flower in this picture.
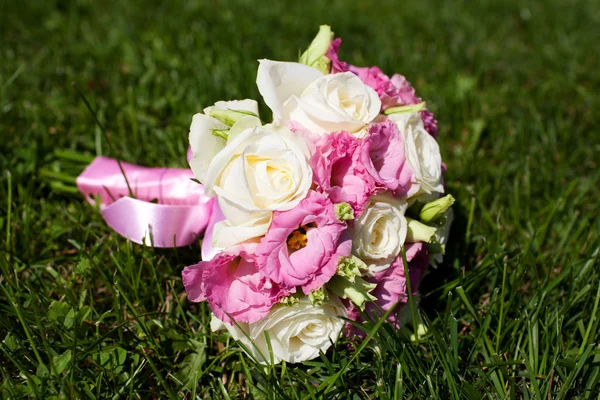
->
[389,74,439,138]
[350,65,400,110]
[368,242,428,316]
[182,248,285,324]
[256,191,351,294]
[326,38,439,137]
[311,131,375,215]
[325,38,349,74]
[345,243,428,335]
[360,121,413,197]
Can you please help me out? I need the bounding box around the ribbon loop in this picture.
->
[77,156,213,247]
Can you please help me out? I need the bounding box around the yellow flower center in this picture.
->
[287,225,310,251]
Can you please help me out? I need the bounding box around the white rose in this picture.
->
[204,124,313,248]
[257,60,381,136]
[351,194,408,275]
[188,99,260,183]
[215,296,347,364]
[389,112,444,200]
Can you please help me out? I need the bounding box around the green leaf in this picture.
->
[4,333,19,351]
[175,339,207,388]
[47,301,75,328]
[114,347,127,366]
[94,346,127,370]
[36,363,49,379]
[52,350,72,375]
[75,258,92,276]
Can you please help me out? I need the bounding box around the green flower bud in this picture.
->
[419,195,455,223]
[327,275,376,310]
[309,287,327,306]
[383,102,426,115]
[406,218,437,243]
[410,323,428,342]
[427,242,445,255]
[208,107,258,127]
[334,202,355,221]
[211,129,229,140]
[299,25,334,74]
[280,294,300,307]
[337,255,368,280]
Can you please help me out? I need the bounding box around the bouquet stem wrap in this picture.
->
[76,156,213,247]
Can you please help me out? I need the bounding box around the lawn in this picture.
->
[1,0,600,398]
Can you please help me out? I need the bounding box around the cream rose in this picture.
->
[188,99,260,183]
[388,112,444,200]
[351,194,408,275]
[214,296,347,364]
[257,60,381,136]
[204,124,313,248]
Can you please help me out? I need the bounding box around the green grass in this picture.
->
[1,0,600,398]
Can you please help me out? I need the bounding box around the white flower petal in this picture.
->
[256,60,323,121]
[231,296,347,364]
[390,112,444,198]
[188,113,228,183]
[280,72,381,135]
[212,211,271,249]
[214,99,260,115]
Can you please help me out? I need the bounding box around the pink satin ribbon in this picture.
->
[77,156,213,247]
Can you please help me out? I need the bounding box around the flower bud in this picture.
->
[406,218,437,243]
[211,129,228,140]
[334,202,355,221]
[336,255,368,279]
[309,287,327,306]
[279,293,300,307]
[419,195,455,223]
[299,25,334,74]
[384,102,426,115]
[327,275,376,310]
[208,107,258,127]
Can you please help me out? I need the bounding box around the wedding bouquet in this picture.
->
[181,26,454,364]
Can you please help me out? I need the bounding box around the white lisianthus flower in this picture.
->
[215,296,347,364]
[204,124,313,248]
[388,112,444,200]
[257,60,381,136]
[351,194,408,276]
[429,208,454,267]
[189,99,261,183]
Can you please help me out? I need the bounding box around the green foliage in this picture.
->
[1,0,599,398]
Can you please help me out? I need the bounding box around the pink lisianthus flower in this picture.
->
[325,38,349,74]
[256,191,351,294]
[345,242,428,335]
[182,247,286,324]
[368,242,428,318]
[360,121,413,197]
[326,38,438,137]
[349,65,401,110]
[311,131,375,215]
[388,74,439,138]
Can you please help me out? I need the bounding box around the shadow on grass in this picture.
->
[419,195,475,319]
